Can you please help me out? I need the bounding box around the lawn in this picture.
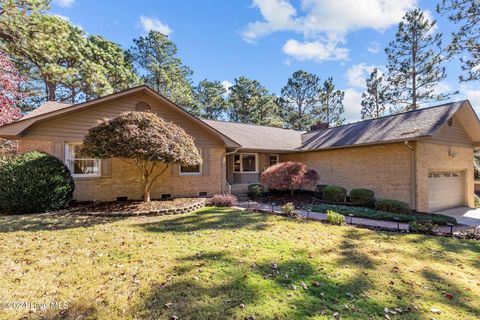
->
[0,208,479,320]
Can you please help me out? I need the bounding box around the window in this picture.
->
[233,154,258,173]
[65,143,100,177]
[180,149,202,176]
[269,154,279,166]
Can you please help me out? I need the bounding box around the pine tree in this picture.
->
[385,9,454,111]
[361,68,388,119]
[319,77,344,126]
[437,0,480,81]
[278,70,323,130]
[193,79,227,119]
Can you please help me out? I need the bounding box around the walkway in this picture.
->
[237,201,472,234]
[434,207,480,228]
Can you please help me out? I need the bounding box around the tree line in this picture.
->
[1,0,479,131]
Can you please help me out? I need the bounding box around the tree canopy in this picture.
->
[0,51,22,126]
[82,111,202,201]
[193,79,228,119]
[319,78,345,126]
[260,161,319,196]
[361,68,389,119]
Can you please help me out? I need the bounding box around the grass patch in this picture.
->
[310,203,457,225]
[0,207,478,319]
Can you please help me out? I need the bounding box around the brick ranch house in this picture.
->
[0,85,479,213]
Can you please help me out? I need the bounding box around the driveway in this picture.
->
[434,207,480,228]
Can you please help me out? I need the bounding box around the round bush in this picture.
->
[350,188,375,206]
[0,151,75,214]
[375,199,410,214]
[247,184,264,199]
[322,185,347,203]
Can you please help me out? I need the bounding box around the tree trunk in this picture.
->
[46,82,56,101]
[143,185,151,202]
[290,188,295,196]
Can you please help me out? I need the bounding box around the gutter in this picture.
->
[404,141,417,210]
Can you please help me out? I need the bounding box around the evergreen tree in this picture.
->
[361,68,388,119]
[385,9,454,111]
[278,70,323,130]
[129,31,194,108]
[319,77,344,126]
[437,0,480,81]
[228,77,282,127]
[193,79,227,119]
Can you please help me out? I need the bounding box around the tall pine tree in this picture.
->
[319,77,344,126]
[385,9,454,111]
[278,70,323,130]
[193,79,227,119]
[437,0,480,81]
[361,68,388,119]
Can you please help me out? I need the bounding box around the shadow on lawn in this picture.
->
[0,213,125,233]
[138,207,269,233]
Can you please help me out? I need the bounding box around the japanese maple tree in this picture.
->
[260,161,319,196]
[82,111,202,201]
[0,51,22,126]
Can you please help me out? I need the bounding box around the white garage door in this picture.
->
[428,171,464,212]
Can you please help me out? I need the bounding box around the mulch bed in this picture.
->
[255,191,322,207]
[69,198,206,217]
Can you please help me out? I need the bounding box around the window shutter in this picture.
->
[101,159,111,177]
[54,142,64,161]
[202,147,209,176]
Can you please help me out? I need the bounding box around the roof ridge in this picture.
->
[202,118,305,132]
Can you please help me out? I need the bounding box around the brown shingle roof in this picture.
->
[300,101,466,150]
[201,119,304,151]
[21,101,72,120]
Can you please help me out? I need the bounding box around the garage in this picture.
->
[428,171,464,212]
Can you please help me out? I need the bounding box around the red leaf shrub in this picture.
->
[208,194,238,207]
[260,161,319,195]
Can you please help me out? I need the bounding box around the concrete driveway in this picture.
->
[434,207,480,228]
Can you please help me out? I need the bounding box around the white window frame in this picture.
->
[65,143,101,178]
[233,153,258,173]
[179,149,202,176]
[268,154,279,166]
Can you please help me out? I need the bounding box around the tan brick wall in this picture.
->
[17,139,226,201]
[416,142,474,212]
[282,143,414,206]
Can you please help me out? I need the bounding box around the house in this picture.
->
[0,85,479,213]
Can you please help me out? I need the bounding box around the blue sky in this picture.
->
[50,0,480,122]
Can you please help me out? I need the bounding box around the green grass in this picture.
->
[0,207,478,319]
[310,203,457,225]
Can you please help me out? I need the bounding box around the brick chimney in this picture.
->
[309,122,329,131]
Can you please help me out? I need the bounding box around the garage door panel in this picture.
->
[428,171,463,212]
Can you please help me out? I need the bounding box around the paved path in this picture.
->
[434,207,480,228]
[237,201,471,234]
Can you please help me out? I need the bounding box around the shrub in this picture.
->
[456,228,480,240]
[350,188,375,206]
[409,221,436,235]
[208,194,238,207]
[247,184,264,199]
[375,199,410,214]
[281,202,297,217]
[260,161,319,196]
[322,185,347,203]
[309,203,456,225]
[475,194,480,208]
[0,151,75,214]
[326,210,345,225]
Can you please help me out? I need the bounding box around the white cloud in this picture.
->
[282,39,349,62]
[53,14,70,22]
[222,80,232,93]
[345,63,383,88]
[53,0,75,7]
[343,88,363,123]
[367,41,381,53]
[243,0,417,62]
[460,84,480,116]
[140,16,172,35]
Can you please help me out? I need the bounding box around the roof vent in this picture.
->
[309,122,329,131]
[135,101,151,112]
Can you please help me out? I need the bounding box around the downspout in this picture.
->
[221,148,239,194]
[404,141,417,210]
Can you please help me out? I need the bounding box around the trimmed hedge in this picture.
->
[375,199,410,214]
[322,185,347,203]
[247,184,264,199]
[0,151,75,214]
[350,188,375,206]
[208,194,238,207]
[310,203,456,225]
